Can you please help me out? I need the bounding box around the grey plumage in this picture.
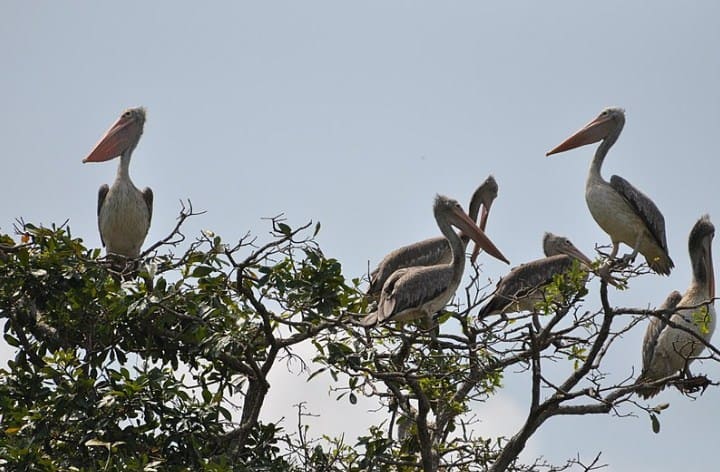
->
[609,174,672,274]
[367,176,498,298]
[97,184,109,247]
[478,233,592,318]
[547,107,673,275]
[84,107,153,258]
[359,194,508,327]
[636,290,683,399]
[368,238,456,298]
[636,215,715,399]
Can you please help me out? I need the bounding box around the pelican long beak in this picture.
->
[470,201,492,263]
[546,114,614,156]
[452,205,509,265]
[563,244,593,269]
[83,114,142,163]
[478,199,492,231]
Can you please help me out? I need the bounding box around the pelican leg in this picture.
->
[619,231,643,265]
[599,242,621,280]
[424,312,440,346]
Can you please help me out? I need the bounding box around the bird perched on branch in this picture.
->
[359,194,509,327]
[636,215,715,399]
[547,107,673,275]
[366,176,498,299]
[477,232,593,318]
[83,107,153,259]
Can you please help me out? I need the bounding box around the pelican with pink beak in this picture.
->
[83,107,153,258]
[547,107,673,275]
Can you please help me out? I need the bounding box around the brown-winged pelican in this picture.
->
[367,176,498,298]
[636,215,715,399]
[83,107,153,258]
[477,232,593,318]
[359,194,509,327]
[546,107,673,275]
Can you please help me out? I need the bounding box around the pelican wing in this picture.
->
[142,187,154,228]
[478,255,575,318]
[609,175,669,253]
[376,265,451,324]
[97,184,109,247]
[368,236,450,296]
[641,290,682,372]
[636,290,682,399]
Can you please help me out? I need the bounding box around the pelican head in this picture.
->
[468,175,499,263]
[543,232,593,268]
[546,107,625,156]
[471,175,498,230]
[83,107,147,163]
[434,194,509,265]
[688,215,715,299]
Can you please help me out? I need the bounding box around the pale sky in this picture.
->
[3,2,720,470]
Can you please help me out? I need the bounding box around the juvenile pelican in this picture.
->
[477,233,593,318]
[546,108,673,275]
[636,215,715,399]
[367,176,498,298]
[359,194,509,327]
[83,107,153,258]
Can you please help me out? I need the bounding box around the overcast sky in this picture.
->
[3,2,720,470]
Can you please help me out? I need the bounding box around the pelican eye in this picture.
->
[122,111,132,119]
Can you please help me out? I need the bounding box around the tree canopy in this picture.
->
[0,204,717,471]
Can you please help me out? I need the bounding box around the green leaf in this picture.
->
[650,413,661,434]
[218,405,233,421]
[192,266,214,277]
[4,334,20,347]
[85,438,111,449]
[308,367,326,381]
[277,223,292,236]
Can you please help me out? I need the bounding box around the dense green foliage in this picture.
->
[0,213,715,471]
[0,218,364,470]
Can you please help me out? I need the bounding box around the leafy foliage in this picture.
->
[0,211,717,471]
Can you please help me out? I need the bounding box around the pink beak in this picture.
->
[452,205,509,265]
[470,203,491,263]
[83,114,142,163]
[546,113,614,156]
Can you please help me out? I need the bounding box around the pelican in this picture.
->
[477,232,593,318]
[358,194,509,327]
[546,107,673,275]
[636,215,715,399]
[83,107,153,259]
[367,176,498,298]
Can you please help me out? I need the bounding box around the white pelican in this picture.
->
[367,176,498,298]
[636,215,715,399]
[546,107,673,275]
[83,107,153,258]
[477,232,593,318]
[359,194,509,327]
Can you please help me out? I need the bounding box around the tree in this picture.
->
[0,205,717,471]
